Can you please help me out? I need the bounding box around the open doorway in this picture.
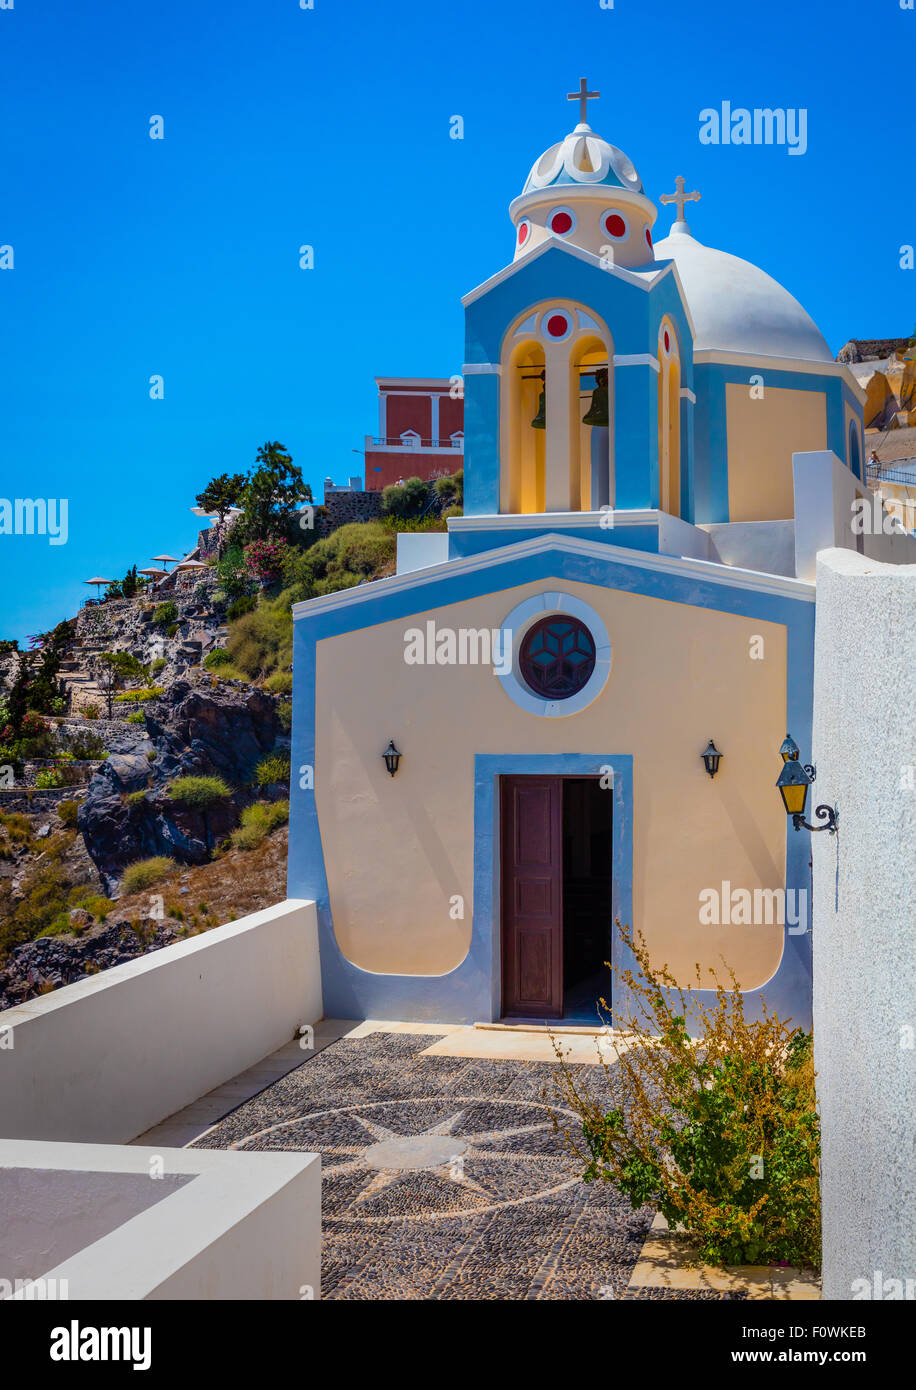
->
[500,775,612,1021]
[562,778,613,1020]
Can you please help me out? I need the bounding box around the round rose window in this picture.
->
[518,616,596,700]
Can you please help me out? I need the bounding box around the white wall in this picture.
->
[701,520,796,578]
[0,1140,320,1301]
[794,450,916,581]
[812,548,916,1300]
[0,899,322,1144]
[396,531,449,575]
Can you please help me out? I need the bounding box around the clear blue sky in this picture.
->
[0,0,912,642]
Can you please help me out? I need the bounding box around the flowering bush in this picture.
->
[244,539,288,583]
[551,920,821,1270]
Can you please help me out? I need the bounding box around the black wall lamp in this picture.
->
[776,732,837,834]
[382,740,402,777]
[701,739,723,778]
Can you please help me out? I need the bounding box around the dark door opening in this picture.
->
[500,775,612,1021]
[562,777,613,1021]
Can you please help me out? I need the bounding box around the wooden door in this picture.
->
[500,776,563,1018]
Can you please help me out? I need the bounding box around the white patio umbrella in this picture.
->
[83,577,117,599]
[137,566,166,591]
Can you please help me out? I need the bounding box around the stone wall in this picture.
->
[0,787,84,814]
[812,548,916,1300]
[316,490,383,536]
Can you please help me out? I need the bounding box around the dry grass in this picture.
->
[110,826,289,931]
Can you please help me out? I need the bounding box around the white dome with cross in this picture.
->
[510,79,657,268]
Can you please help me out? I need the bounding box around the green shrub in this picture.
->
[230,799,289,851]
[381,475,430,520]
[227,594,257,621]
[68,887,114,920]
[68,732,106,759]
[153,601,178,627]
[150,657,166,675]
[204,648,233,669]
[277,701,292,732]
[254,753,290,788]
[35,769,65,789]
[83,705,99,720]
[225,600,292,681]
[113,686,164,704]
[126,789,148,806]
[0,852,72,959]
[37,913,74,939]
[167,775,232,809]
[551,921,821,1270]
[56,799,80,828]
[120,856,177,893]
[126,710,145,724]
[166,623,179,638]
[263,669,293,694]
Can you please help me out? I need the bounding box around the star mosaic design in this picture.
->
[227,1096,583,1222]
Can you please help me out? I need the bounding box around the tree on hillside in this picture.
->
[196,472,248,553]
[238,441,312,543]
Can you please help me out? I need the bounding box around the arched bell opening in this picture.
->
[658,319,682,517]
[570,334,613,511]
[503,339,546,513]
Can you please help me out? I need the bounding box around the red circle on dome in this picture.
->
[645,227,653,247]
[546,314,568,338]
[605,214,627,238]
[664,329,670,353]
[550,211,573,235]
[518,222,529,245]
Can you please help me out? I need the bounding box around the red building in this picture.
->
[364,377,464,491]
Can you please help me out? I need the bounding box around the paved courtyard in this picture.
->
[194,1026,743,1300]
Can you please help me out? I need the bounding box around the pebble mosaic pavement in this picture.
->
[194,1029,745,1301]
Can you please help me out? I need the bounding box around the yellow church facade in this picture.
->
[288,82,866,1027]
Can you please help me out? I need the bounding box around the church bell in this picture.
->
[529,371,546,430]
[582,367,609,426]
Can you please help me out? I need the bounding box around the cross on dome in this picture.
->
[660,174,701,229]
[567,77,599,126]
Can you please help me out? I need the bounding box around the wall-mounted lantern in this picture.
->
[701,739,723,778]
[382,740,402,777]
[775,734,837,834]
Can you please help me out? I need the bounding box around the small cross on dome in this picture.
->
[660,175,701,229]
[567,77,599,126]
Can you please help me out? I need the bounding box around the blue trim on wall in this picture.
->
[448,521,665,561]
[287,539,815,1029]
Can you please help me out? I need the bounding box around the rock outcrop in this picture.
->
[78,677,283,891]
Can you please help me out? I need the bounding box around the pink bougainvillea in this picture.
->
[243,539,288,582]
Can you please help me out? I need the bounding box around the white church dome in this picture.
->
[652,227,833,363]
[522,123,644,195]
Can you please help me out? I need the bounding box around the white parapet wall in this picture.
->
[812,548,916,1301]
[396,530,450,575]
[0,899,322,1145]
[0,1140,320,1301]
[794,450,916,582]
